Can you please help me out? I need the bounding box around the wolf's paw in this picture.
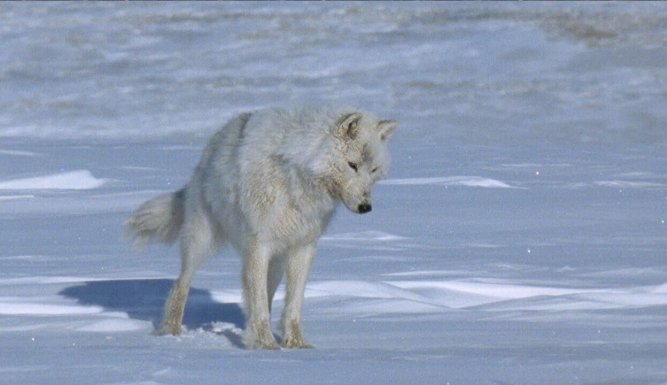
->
[243,323,279,350]
[281,319,313,349]
[244,336,280,350]
[154,324,182,336]
[281,337,314,349]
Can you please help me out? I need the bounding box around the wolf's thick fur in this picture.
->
[126,106,396,349]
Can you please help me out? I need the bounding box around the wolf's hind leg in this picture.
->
[157,273,193,336]
[156,209,216,336]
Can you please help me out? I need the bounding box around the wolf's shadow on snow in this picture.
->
[59,279,245,347]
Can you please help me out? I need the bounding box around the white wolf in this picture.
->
[125,106,396,349]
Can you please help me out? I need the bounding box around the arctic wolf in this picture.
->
[126,106,397,349]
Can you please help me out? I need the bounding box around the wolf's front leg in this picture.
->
[281,244,316,349]
[242,243,279,349]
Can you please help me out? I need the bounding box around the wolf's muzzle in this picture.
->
[357,203,372,214]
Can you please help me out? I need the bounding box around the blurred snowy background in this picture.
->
[1,3,666,385]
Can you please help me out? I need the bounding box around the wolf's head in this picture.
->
[321,111,397,214]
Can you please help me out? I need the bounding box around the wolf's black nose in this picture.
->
[358,203,372,213]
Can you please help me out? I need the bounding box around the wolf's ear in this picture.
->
[377,120,397,142]
[337,112,363,140]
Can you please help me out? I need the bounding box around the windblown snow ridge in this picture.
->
[0,170,107,190]
[381,176,514,188]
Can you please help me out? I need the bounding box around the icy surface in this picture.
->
[1,3,666,385]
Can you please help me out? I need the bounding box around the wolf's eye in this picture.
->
[348,162,358,172]
[372,167,379,173]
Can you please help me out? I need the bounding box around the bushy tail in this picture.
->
[125,189,185,249]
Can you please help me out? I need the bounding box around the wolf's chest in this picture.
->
[265,198,336,249]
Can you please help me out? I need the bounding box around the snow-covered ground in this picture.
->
[1,3,666,385]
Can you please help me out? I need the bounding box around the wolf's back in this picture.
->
[125,189,185,248]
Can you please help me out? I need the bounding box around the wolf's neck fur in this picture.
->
[285,165,338,236]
